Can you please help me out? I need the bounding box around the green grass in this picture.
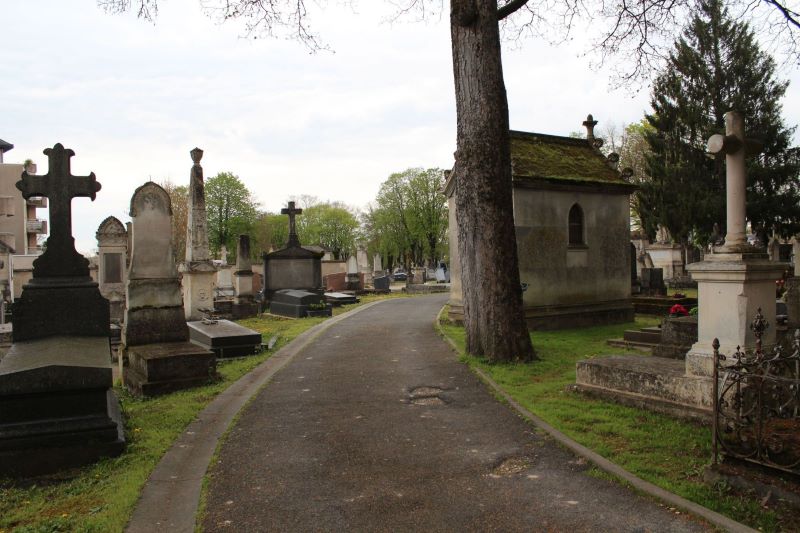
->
[439,317,789,532]
[0,294,405,533]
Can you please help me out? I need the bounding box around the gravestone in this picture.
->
[262,202,323,302]
[324,291,359,306]
[188,319,262,357]
[373,253,382,275]
[232,234,258,318]
[373,275,391,292]
[324,271,348,291]
[179,148,217,320]
[269,289,331,318]
[96,216,128,323]
[639,267,666,296]
[123,182,215,396]
[686,110,786,376]
[346,254,362,290]
[0,143,124,476]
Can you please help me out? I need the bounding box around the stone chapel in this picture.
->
[445,115,636,329]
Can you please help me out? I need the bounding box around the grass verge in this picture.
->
[439,315,794,533]
[0,293,404,533]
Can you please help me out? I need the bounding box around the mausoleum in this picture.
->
[445,115,636,329]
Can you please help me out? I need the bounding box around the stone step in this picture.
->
[572,355,712,422]
[606,339,655,351]
[622,329,662,344]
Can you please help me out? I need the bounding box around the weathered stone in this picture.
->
[0,144,123,476]
[652,316,698,360]
[373,275,391,292]
[96,216,127,323]
[180,148,217,320]
[269,289,330,318]
[188,319,262,357]
[123,181,214,396]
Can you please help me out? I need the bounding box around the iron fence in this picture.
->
[712,308,800,476]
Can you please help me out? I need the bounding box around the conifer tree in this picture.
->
[641,0,800,246]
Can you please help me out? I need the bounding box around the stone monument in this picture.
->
[0,143,124,476]
[686,111,786,376]
[261,201,323,302]
[179,148,217,320]
[96,216,128,323]
[123,182,215,396]
[232,234,258,318]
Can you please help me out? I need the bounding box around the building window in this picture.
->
[568,204,584,246]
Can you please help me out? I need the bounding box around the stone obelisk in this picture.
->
[179,148,217,321]
[685,111,786,377]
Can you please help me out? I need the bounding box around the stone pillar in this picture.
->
[443,170,463,322]
[179,148,217,321]
[686,111,785,376]
[96,216,128,323]
[234,235,255,307]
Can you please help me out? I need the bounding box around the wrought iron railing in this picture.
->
[712,308,800,475]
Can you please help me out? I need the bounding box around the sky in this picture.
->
[1,0,799,254]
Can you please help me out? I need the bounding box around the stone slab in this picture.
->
[12,284,110,341]
[187,319,262,358]
[124,341,216,396]
[0,336,111,395]
[622,329,662,344]
[574,355,713,421]
[324,292,359,306]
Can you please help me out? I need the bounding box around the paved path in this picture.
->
[202,295,709,532]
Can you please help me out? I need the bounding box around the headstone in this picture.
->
[232,234,258,318]
[187,319,262,358]
[269,289,331,318]
[0,143,124,476]
[639,267,666,296]
[261,202,323,302]
[373,253,382,274]
[346,255,362,290]
[123,181,215,396]
[96,216,128,323]
[179,148,217,321]
[373,275,391,292]
[686,110,785,376]
[435,261,450,283]
[769,236,780,261]
[356,247,369,272]
[324,271,348,292]
[630,243,641,295]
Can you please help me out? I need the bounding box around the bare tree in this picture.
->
[101,0,799,362]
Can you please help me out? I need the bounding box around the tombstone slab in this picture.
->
[373,275,391,292]
[123,181,215,396]
[0,144,124,477]
[269,289,331,318]
[188,319,262,358]
[324,292,359,306]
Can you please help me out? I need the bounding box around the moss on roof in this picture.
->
[510,130,624,184]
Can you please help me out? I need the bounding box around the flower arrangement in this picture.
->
[669,303,689,317]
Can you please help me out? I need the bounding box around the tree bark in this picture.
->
[450,0,536,362]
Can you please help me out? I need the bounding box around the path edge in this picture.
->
[433,306,756,533]
[125,299,394,533]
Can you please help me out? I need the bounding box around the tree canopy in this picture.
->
[638,0,800,246]
[295,202,360,259]
[205,172,259,258]
[365,168,448,268]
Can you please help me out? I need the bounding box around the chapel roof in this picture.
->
[510,130,628,186]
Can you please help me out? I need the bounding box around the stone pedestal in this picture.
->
[124,342,216,396]
[686,250,786,376]
[784,276,800,328]
[0,336,125,476]
[180,262,216,320]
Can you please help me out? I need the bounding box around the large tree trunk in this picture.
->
[450,0,535,362]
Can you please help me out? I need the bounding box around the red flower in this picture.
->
[670,304,689,316]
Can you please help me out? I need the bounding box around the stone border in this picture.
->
[434,307,757,533]
[125,300,391,533]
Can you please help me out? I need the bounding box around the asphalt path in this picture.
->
[202,294,709,532]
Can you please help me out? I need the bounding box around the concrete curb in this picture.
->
[433,308,757,533]
[125,300,391,533]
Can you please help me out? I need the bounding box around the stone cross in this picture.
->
[16,143,101,280]
[707,111,762,250]
[282,201,303,247]
[582,114,598,141]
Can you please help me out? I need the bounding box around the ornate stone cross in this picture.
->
[707,111,762,251]
[282,201,303,247]
[16,143,101,281]
[582,114,598,141]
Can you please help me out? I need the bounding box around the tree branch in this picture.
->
[497,0,530,20]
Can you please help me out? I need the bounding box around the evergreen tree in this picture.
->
[641,0,800,246]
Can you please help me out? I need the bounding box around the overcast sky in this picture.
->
[2,0,799,254]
